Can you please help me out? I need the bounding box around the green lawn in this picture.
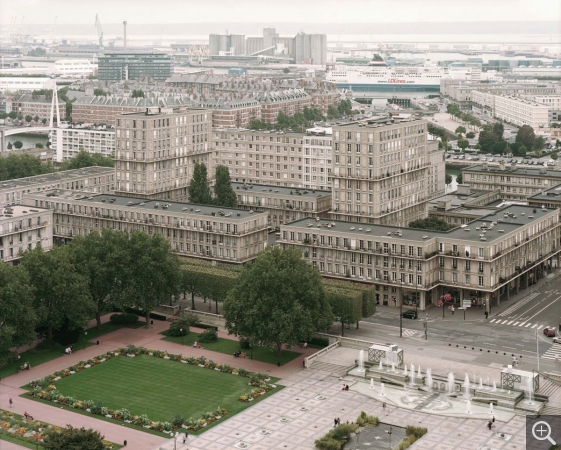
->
[0,321,144,379]
[51,355,279,427]
[162,331,302,366]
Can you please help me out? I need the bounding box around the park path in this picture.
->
[0,313,313,450]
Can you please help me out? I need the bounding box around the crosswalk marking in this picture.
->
[507,321,514,325]
[490,320,545,330]
[532,324,538,328]
[525,323,532,327]
[519,322,527,327]
[402,329,419,338]
[499,292,539,316]
[513,322,519,326]
[490,319,496,323]
[501,320,508,324]
[542,343,561,360]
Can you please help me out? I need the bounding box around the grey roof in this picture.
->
[36,191,266,220]
[527,183,561,202]
[73,95,193,108]
[463,164,561,179]
[283,204,555,243]
[428,189,493,209]
[232,182,330,199]
[0,167,114,191]
[1,204,50,219]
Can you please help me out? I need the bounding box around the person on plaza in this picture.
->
[334,418,338,427]
[487,420,492,431]
[303,342,308,349]
[9,398,12,408]
[492,416,495,423]
[451,305,455,315]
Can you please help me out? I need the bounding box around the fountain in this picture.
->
[357,350,365,373]
[391,363,395,372]
[426,368,433,391]
[417,365,422,379]
[479,378,483,390]
[492,381,497,392]
[466,399,472,414]
[526,378,534,405]
[463,374,471,397]
[403,365,408,377]
[379,360,383,370]
[409,364,416,386]
[380,383,386,396]
[489,402,494,414]
[370,378,374,390]
[447,372,455,394]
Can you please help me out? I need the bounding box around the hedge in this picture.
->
[109,313,139,325]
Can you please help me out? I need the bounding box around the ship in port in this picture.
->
[325,54,498,91]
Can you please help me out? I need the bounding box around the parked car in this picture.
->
[553,336,561,344]
[488,158,494,162]
[402,310,418,320]
[544,326,556,337]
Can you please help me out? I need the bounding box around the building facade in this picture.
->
[97,53,173,82]
[494,95,550,128]
[302,127,333,191]
[24,191,268,264]
[293,33,327,65]
[50,124,115,162]
[9,93,65,122]
[233,182,331,229]
[114,107,212,201]
[279,204,561,310]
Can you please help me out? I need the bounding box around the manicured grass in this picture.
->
[162,331,302,366]
[0,322,144,379]
[51,355,279,426]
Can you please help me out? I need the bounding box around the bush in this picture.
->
[171,413,185,428]
[356,411,379,426]
[195,323,219,330]
[32,340,64,352]
[199,328,218,343]
[0,350,18,368]
[239,336,251,349]
[315,423,358,450]
[315,437,342,450]
[310,337,329,347]
[109,313,139,325]
[53,324,83,347]
[123,307,167,321]
[166,321,189,337]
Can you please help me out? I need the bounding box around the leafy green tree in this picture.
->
[248,119,273,130]
[118,231,181,326]
[6,142,12,150]
[283,68,290,73]
[466,131,475,139]
[131,89,145,98]
[213,165,237,207]
[328,292,362,336]
[8,111,17,120]
[93,88,108,96]
[512,143,527,157]
[17,114,23,121]
[327,105,340,120]
[478,130,498,153]
[445,174,453,185]
[42,425,106,450]
[180,268,202,310]
[457,173,463,184]
[533,136,545,154]
[408,217,455,231]
[224,247,334,354]
[457,139,469,150]
[551,152,558,160]
[0,153,54,181]
[515,125,536,149]
[188,162,212,204]
[20,245,93,341]
[0,112,7,119]
[70,229,131,330]
[13,140,23,149]
[492,122,504,140]
[41,118,47,125]
[35,143,44,148]
[0,263,36,355]
[33,115,40,123]
[59,150,114,170]
[491,140,508,155]
[455,126,466,134]
[337,99,352,116]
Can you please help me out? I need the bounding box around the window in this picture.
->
[465,275,470,285]
[478,248,484,258]
[479,276,484,287]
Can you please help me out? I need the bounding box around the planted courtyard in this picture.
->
[24,347,281,435]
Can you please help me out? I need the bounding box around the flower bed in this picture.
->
[0,409,117,449]
[26,345,276,433]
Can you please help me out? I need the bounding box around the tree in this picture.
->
[283,68,290,74]
[0,153,54,181]
[17,114,23,121]
[180,268,202,310]
[41,118,47,125]
[93,88,108,97]
[337,99,352,117]
[20,245,93,341]
[457,173,463,184]
[466,131,475,139]
[13,140,23,149]
[455,126,466,134]
[492,122,504,140]
[6,142,12,150]
[512,143,527,157]
[0,112,7,119]
[327,291,362,336]
[8,111,17,120]
[188,162,212,204]
[35,143,44,148]
[552,152,559,160]
[515,125,536,149]
[118,231,181,326]
[478,130,498,153]
[224,247,334,354]
[457,139,470,151]
[70,229,130,330]
[248,119,273,130]
[213,165,237,207]
[533,136,545,155]
[0,263,36,355]
[59,150,114,170]
[33,115,40,123]
[42,425,106,450]
[408,217,455,231]
[445,174,453,185]
[131,89,145,98]
[327,105,340,120]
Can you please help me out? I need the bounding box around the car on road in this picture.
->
[544,326,556,337]
[401,310,418,320]
[488,158,494,162]
[553,336,561,344]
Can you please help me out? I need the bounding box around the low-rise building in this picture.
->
[0,77,55,94]
[279,204,561,310]
[0,204,53,264]
[0,166,115,207]
[528,183,561,212]
[199,97,261,128]
[23,191,269,264]
[9,93,65,123]
[462,163,561,201]
[50,124,115,162]
[494,95,549,129]
[233,182,331,229]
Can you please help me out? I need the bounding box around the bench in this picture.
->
[240,352,248,358]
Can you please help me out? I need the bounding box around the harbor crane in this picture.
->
[95,14,104,49]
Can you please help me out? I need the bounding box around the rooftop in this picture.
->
[232,182,330,199]
[527,183,561,202]
[0,167,114,191]
[0,204,49,219]
[463,164,561,178]
[283,204,555,243]
[33,191,267,220]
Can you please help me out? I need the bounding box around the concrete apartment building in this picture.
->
[0,204,53,264]
[97,52,173,82]
[50,124,115,162]
[71,95,193,126]
[114,107,212,201]
[0,167,115,207]
[9,93,65,122]
[302,127,333,191]
[522,95,561,124]
[494,95,550,128]
[279,204,561,310]
[258,90,313,123]
[233,182,331,229]
[462,162,561,201]
[23,191,269,264]
[528,184,561,213]
[330,117,438,227]
[0,77,55,94]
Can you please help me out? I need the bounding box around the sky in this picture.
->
[1,0,560,24]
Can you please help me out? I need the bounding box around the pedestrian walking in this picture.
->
[9,398,12,408]
[123,440,127,446]
[334,418,337,427]
[487,421,492,431]
[451,306,455,315]
[492,416,495,423]
[337,417,341,426]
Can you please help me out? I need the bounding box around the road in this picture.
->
[333,272,561,374]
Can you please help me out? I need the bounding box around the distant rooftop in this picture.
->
[0,204,49,219]
[527,183,561,203]
[0,167,114,191]
[232,182,330,199]
[463,164,561,179]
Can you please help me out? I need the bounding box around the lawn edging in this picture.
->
[23,345,281,436]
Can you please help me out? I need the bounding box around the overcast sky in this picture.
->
[1,0,560,24]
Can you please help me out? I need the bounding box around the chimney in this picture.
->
[499,161,505,171]
[482,162,488,170]
[456,184,471,196]
[511,162,517,171]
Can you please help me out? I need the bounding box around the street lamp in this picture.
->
[388,426,393,449]
[83,331,87,350]
[180,328,184,346]
[16,355,20,374]
[355,428,361,450]
[173,431,178,450]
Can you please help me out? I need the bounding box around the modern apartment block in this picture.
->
[50,124,115,162]
[0,167,115,207]
[97,52,173,82]
[114,107,212,201]
[233,182,331,229]
[302,127,333,191]
[528,183,561,213]
[0,204,53,264]
[494,95,549,128]
[23,191,269,264]
[330,117,437,227]
[462,162,561,201]
[279,204,561,310]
